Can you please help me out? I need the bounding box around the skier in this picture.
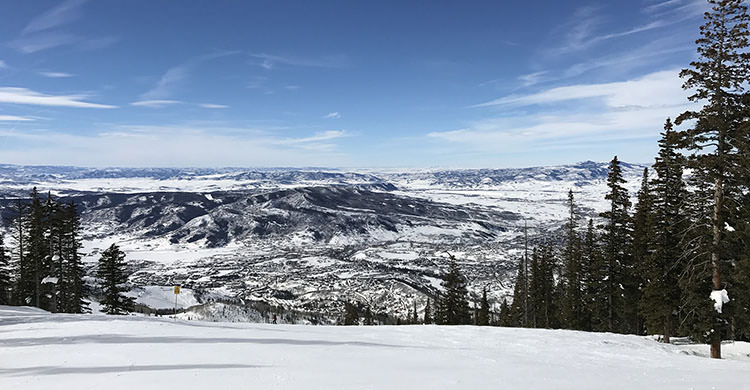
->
[272,314,277,324]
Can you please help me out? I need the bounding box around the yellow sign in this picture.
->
[174,286,181,294]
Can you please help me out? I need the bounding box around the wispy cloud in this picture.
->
[0,124,352,167]
[249,53,349,70]
[10,32,78,54]
[130,99,183,108]
[199,103,228,109]
[0,87,115,108]
[39,71,74,78]
[430,69,697,154]
[140,66,189,100]
[323,112,341,119]
[12,0,117,53]
[0,115,34,121]
[276,130,349,145]
[474,70,687,108]
[518,71,549,87]
[22,0,88,35]
[553,1,705,55]
[0,60,7,69]
[140,51,240,102]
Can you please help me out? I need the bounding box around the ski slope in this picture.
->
[1,306,749,390]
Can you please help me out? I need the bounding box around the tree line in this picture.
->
[0,188,135,315]
[503,0,750,359]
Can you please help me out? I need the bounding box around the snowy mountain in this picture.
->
[0,161,647,319]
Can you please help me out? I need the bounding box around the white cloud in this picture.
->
[430,69,698,154]
[130,100,183,108]
[39,71,73,78]
[0,87,115,108]
[250,53,349,69]
[0,115,34,121]
[276,130,348,145]
[10,32,78,54]
[323,112,341,119]
[518,71,549,87]
[140,66,189,100]
[199,103,228,109]
[553,1,705,55]
[0,124,352,167]
[0,60,6,69]
[22,0,88,35]
[474,70,686,108]
[139,51,240,100]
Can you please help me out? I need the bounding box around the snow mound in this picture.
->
[711,289,730,314]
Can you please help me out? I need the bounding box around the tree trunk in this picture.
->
[663,317,671,344]
[710,176,723,359]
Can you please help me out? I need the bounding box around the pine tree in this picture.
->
[27,188,49,309]
[675,0,750,358]
[439,255,471,325]
[509,226,531,327]
[60,202,88,313]
[10,199,32,306]
[560,190,584,330]
[599,156,633,333]
[629,168,653,335]
[529,245,557,328]
[679,166,719,344]
[412,300,419,324]
[580,219,599,331]
[97,244,134,315]
[499,298,511,326]
[0,235,11,305]
[509,251,530,327]
[478,287,490,326]
[641,119,687,343]
[423,298,433,324]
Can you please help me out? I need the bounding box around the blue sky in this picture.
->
[0,0,707,168]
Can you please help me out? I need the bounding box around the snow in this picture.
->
[711,289,730,314]
[2,306,749,390]
[124,286,199,310]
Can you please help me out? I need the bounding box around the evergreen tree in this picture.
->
[60,202,88,313]
[438,255,471,325]
[675,0,750,358]
[641,119,686,343]
[27,188,49,309]
[0,235,11,305]
[560,190,584,330]
[529,245,557,328]
[478,287,490,326]
[628,168,653,335]
[599,156,633,333]
[679,166,720,344]
[580,219,599,331]
[412,300,419,324]
[509,231,530,327]
[97,244,134,315]
[499,298,511,327]
[363,306,374,325]
[11,199,32,306]
[423,298,433,324]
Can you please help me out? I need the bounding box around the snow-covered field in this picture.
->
[1,306,749,390]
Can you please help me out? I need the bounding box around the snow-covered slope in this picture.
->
[1,306,748,390]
